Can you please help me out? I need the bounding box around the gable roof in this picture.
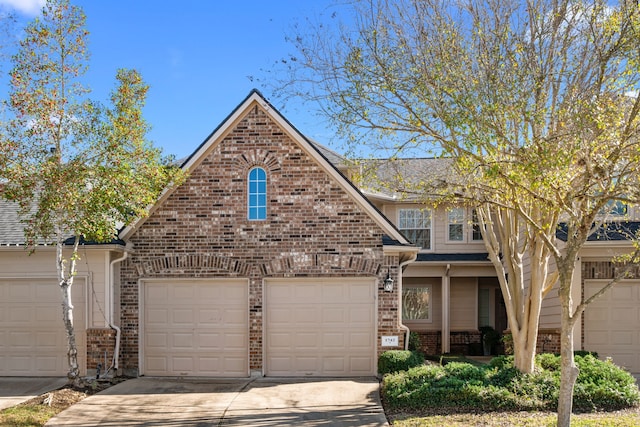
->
[120,89,413,246]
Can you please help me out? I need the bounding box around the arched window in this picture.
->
[248,167,267,220]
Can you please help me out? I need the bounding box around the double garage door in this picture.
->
[584,281,640,373]
[142,278,376,377]
[0,278,86,376]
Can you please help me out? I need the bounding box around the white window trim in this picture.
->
[398,207,433,251]
[446,207,466,243]
[247,166,267,221]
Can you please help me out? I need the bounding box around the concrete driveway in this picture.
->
[0,377,67,410]
[46,377,389,426]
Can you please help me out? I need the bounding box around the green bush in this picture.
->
[382,353,640,413]
[407,331,422,352]
[378,350,425,376]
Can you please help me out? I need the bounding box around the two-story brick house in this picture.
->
[0,90,638,377]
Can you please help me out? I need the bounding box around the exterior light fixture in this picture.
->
[383,269,394,292]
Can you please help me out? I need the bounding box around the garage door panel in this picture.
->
[146,332,168,348]
[171,333,193,349]
[143,280,248,377]
[266,278,376,377]
[323,357,345,373]
[350,307,374,324]
[322,332,346,347]
[585,282,640,373]
[350,283,375,299]
[172,309,195,325]
[611,286,633,300]
[222,333,247,350]
[36,306,60,322]
[611,331,634,345]
[37,332,59,348]
[613,308,635,323]
[146,308,169,325]
[351,332,375,348]
[222,308,248,326]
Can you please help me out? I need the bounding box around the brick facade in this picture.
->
[119,102,407,376]
[86,328,116,377]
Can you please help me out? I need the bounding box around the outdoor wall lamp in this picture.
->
[383,269,395,292]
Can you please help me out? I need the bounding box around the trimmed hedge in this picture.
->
[382,353,640,413]
[378,350,425,376]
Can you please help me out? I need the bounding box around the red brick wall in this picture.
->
[119,104,406,376]
[86,328,116,376]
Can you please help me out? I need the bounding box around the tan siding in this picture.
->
[381,203,487,253]
[450,277,477,330]
[539,257,561,329]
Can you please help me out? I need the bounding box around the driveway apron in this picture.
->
[45,377,389,426]
[0,377,67,410]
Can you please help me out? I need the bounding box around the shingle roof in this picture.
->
[416,253,490,262]
[0,198,124,247]
[0,198,28,245]
[356,157,456,199]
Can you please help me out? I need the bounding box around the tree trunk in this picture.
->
[57,237,81,384]
[557,309,578,427]
[61,279,80,382]
[556,264,579,427]
[511,321,538,373]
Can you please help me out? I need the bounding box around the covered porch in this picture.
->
[401,258,507,356]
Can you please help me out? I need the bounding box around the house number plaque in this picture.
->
[381,336,399,347]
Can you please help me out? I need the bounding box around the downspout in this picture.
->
[398,252,418,350]
[108,250,128,374]
[442,263,451,353]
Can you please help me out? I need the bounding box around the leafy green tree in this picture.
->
[281,0,640,424]
[0,0,184,383]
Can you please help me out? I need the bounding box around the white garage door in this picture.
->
[265,278,376,377]
[585,281,640,373]
[0,278,86,376]
[142,279,248,377]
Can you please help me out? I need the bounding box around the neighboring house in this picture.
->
[0,89,638,377]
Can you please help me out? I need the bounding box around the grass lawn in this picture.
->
[389,409,640,426]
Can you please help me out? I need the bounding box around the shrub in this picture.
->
[407,331,422,352]
[443,362,486,383]
[378,350,424,376]
[381,353,640,413]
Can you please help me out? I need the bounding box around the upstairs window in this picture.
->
[447,208,465,241]
[600,200,628,217]
[248,167,266,220]
[399,208,431,249]
[472,209,484,241]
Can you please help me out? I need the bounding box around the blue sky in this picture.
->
[0,0,345,159]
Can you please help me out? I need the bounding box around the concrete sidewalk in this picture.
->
[0,377,67,410]
[46,377,388,426]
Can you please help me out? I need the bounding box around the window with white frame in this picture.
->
[447,208,465,241]
[402,285,432,322]
[599,200,628,217]
[248,167,267,220]
[472,209,484,241]
[398,208,431,249]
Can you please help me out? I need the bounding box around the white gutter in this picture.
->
[108,250,128,373]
